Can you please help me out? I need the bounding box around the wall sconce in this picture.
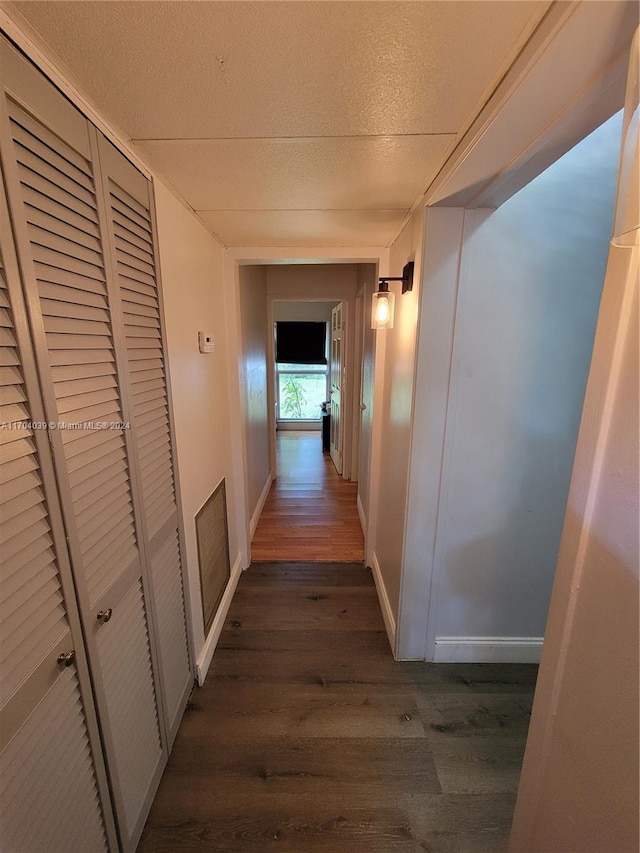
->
[371,281,395,329]
[371,261,415,330]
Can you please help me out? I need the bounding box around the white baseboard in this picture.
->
[356,493,366,535]
[370,552,397,653]
[433,636,543,664]
[196,554,243,685]
[276,422,321,432]
[249,474,272,540]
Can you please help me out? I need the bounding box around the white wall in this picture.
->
[356,264,377,531]
[511,242,639,853]
[398,207,467,658]
[511,43,639,848]
[273,300,335,322]
[238,265,270,530]
[154,179,240,670]
[399,112,623,662]
[370,208,425,646]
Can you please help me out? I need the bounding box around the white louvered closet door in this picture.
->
[96,136,192,743]
[0,197,117,852]
[0,38,166,852]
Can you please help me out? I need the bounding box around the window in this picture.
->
[276,362,327,421]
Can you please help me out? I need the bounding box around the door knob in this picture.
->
[97,608,113,624]
[57,651,76,668]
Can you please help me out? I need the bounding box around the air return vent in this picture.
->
[196,480,231,635]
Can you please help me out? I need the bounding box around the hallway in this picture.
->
[139,561,537,851]
[251,432,364,562]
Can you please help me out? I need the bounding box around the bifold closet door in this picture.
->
[95,136,192,743]
[0,197,117,852]
[0,38,166,851]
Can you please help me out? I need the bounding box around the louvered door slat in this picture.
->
[117,266,158,291]
[120,288,157,309]
[0,499,46,542]
[95,579,162,836]
[42,299,111,325]
[122,300,159,321]
[125,313,161,332]
[66,431,122,472]
[32,229,105,268]
[113,222,154,259]
[1,516,49,560]
[139,438,172,467]
[101,137,191,746]
[56,372,118,400]
[13,141,96,201]
[109,183,176,539]
[63,424,121,461]
[111,199,151,237]
[51,359,116,383]
[0,238,108,849]
[56,385,119,415]
[33,243,106,283]
[0,365,22,386]
[150,531,190,727]
[120,279,156,300]
[25,205,103,254]
[80,502,135,554]
[76,471,130,523]
[18,167,99,225]
[67,443,127,488]
[0,261,67,699]
[0,671,107,853]
[130,366,165,385]
[0,548,52,601]
[0,433,35,464]
[116,245,156,277]
[8,105,92,176]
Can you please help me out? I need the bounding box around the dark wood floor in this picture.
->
[251,432,364,562]
[139,562,537,852]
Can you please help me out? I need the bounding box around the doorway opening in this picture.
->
[236,261,378,563]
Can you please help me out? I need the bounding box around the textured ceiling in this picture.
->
[12,0,551,247]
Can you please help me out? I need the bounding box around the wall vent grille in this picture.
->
[195,480,231,635]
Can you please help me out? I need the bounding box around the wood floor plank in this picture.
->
[140,805,426,852]
[217,628,391,652]
[156,736,441,797]
[181,689,425,740]
[417,692,534,738]
[251,433,364,562]
[428,735,530,794]
[240,562,375,587]
[139,561,537,851]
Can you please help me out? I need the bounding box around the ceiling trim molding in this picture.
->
[404,0,633,219]
[465,49,629,210]
[226,247,390,276]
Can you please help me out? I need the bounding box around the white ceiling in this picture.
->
[12,1,551,248]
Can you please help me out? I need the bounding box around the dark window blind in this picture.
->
[275,322,327,364]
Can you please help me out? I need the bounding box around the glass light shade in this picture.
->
[371,290,395,329]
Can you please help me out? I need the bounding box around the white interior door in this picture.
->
[330,302,345,474]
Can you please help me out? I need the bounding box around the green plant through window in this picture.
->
[281,375,307,418]
[276,364,327,420]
